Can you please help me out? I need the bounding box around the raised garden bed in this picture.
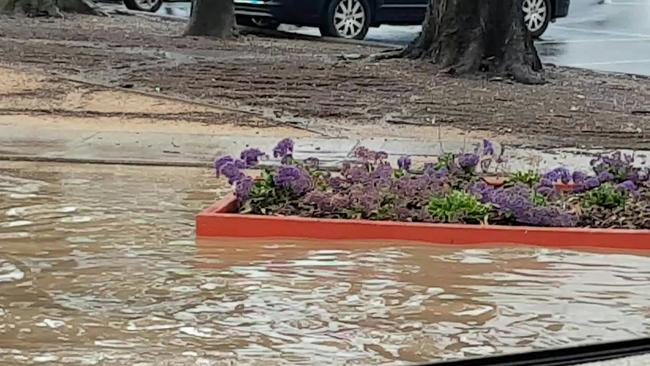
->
[197,139,650,249]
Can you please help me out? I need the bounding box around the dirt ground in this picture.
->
[0,13,648,150]
[0,66,310,138]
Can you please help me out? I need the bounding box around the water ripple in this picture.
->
[1,162,650,365]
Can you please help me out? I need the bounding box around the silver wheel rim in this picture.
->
[522,0,548,33]
[333,0,366,38]
[134,0,158,11]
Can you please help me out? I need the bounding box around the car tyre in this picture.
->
[123,0,163,13]
[320,0,371,40]
[523,0,552,38]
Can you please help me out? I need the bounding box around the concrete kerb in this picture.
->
[2,123,648,173]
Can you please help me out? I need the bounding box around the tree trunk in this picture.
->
[0,0,105,16]
[401,0,543,84]
[185,0,234,38]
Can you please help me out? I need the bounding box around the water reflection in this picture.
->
[1,161,650,365]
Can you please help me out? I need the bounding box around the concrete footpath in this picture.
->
[1,122,648,173]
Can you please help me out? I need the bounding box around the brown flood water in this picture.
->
[1,161,650,366]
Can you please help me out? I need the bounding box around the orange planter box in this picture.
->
[197,194,650,250]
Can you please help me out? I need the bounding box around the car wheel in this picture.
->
[237,16,280,30]
[123,0,163,13]
[320,0,370,40]
[522,0,551,38]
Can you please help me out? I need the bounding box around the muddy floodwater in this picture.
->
[1,161,650,365]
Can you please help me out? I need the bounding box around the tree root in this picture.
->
[368,48,408,62]
[1,0,108,17]
[71,0,108,16]
[508,64,545,85]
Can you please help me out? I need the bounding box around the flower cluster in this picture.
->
[214,156,247,184]
[397,155,412,171]
[273,138,294,164]
[274,165,313,195]
[481,183,578,227]
[213,138,649,229]
[240,148,265,167]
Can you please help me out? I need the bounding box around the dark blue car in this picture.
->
[235,0,570,40]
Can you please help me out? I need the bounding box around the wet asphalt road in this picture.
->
[156,0,650,76]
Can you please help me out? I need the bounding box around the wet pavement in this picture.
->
[2,161,650,364]
[151,0,650,76]
[3,120,649,173]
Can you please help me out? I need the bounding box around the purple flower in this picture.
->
[597,171,615,183]
[482,139,495,156]
[274,165,312,195]
[328,176,347,191]
[518,207,578,227]
[304,157,320,169]
[375,151,389,161]
[584,177,601,189]
[304,191,350,214]
[483,184,578,227]
[353,147,376,162]
[468,182,494,201]
[273,138,294,160]
[373,163,393,178]
[422,163,449,181]
[345,164,371,183]
[214,155,234,176]
[240,148,265,167]
[616,180,637,192]
[350,189,382,214]
[539,178,555,187]
[423,163,436,176]
[219,162,245,184]
[397,155,412,171]
[591,151,639,181]
[458,153,479,170]
[545,167,572,184]
[572,171,587,184]
[235,176,255,202]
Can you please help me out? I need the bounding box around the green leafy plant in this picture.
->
[240,170,279,214]
[427,190,492,224]
[509,170,541,187]
[583,183,628,209]
[435,152,455,170]
[531,191,548,207]
[393,169,406,179]
[241,169,308,214]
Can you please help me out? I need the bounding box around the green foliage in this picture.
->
[240,170,288,214]
[583,183,628,209]
[530,191,547,207]
[509,170,541,187]
[435,153,455,170]
[428,190,492,224]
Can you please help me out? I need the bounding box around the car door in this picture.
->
[375,0,428,24]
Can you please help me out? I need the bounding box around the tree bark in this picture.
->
[398,0,543,84]
[185,0,234,38]
[0,0,105,16]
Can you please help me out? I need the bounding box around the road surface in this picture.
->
[155,0,650,76]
